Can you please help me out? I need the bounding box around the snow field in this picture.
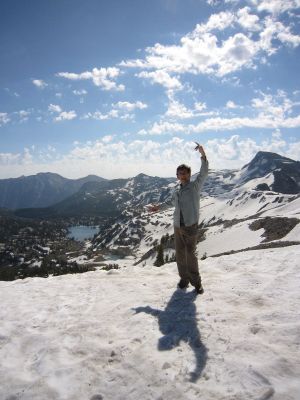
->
[1,245,300,400]
[198,221,265,257]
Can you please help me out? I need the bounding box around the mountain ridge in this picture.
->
[3,151,300,219]
[0,172,106,209]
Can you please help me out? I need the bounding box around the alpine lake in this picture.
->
[67,225,100,241]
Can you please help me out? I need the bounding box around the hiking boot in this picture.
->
[195,283,204,295]
[177,279,189,289]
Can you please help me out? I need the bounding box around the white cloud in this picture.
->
[260,16,300,54]
[252,0,300,15]
[1,135,299,179]
[237,7,261,31]
[18,110,30,118]
[276,21,300,47]
[84,110,119,121]
[272,129,282,139]
[16,110,31,122]
[4,88,20,97]
[165,99,195,119]
[206,133,300,169]
[216,33,258,76]
[194,11,235,33]
[138,121,186,135]
[139,91,300,135]
[48,104,76,122]
[190,113,300,133]
[84,101,147,122]
[113,101,148,111]
[48,104,62,113]
[121,9,300,79]
[73,89,88,96]
[0,112,10,126]
[137,70,183,90]
[57,67,125,91]
[55,111,77,122]
[226,100,239,109]
[0,148,34,168]
[194,102,207,112]
[140,111,300,136]
[164,97,209,120]
[206,0,221,5]
[102,135,114,143]
[0,152,20,165]
[23,148,33,164]
[251,91,294,118]
[257,17,278,55]
[32,79,48,89]
[47,145,56,152]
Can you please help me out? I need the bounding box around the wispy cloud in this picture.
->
[0,112,10,126]
[48,104,62,113]
[137,70,183,90]
[1,133,299,179]
[84,100,147,121]
[226,100,240,109]
[83,110,120,121]
[113,101,148,111]
[252,0,300,15]
[55,111,77,122]
[138,121,186,136]
[164,97,209,120]
[138,91,300,135]
[48,104,76,122]
[73,89,88,96]
[32,79,48,89]
[57,67,125,91]
[15,110,31,123]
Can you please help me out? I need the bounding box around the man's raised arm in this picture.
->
[194,143,209,191]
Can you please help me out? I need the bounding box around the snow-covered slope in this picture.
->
[92,151,300,264]
[1,245,299,400]
[93,188,299,264]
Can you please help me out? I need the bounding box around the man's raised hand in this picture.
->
[194,142,207,159]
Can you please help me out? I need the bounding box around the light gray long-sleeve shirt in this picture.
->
[168,158,209,227]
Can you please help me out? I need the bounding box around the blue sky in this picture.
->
[1,0,300,179]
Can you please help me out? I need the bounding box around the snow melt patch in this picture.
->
[198,221,264,257]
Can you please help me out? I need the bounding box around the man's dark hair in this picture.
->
[176,164,191,174]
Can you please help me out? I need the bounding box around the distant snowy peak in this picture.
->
[239,151,300,194]
[201,151,300,198]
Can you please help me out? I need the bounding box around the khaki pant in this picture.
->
[174,223,201,287]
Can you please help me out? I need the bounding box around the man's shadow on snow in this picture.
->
[133,289,207,382]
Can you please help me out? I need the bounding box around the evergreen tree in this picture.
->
[154,243,164,267]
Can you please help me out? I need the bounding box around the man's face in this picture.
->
[177,169,191,184]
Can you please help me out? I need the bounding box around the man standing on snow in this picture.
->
[149,143,209,294]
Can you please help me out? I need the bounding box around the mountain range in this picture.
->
[0,151,299,221]
[0,172,106,209]
[87,151,300,263]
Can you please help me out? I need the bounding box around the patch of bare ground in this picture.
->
[249,217,300,242]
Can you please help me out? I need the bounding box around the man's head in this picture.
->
[176,164,191,184]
